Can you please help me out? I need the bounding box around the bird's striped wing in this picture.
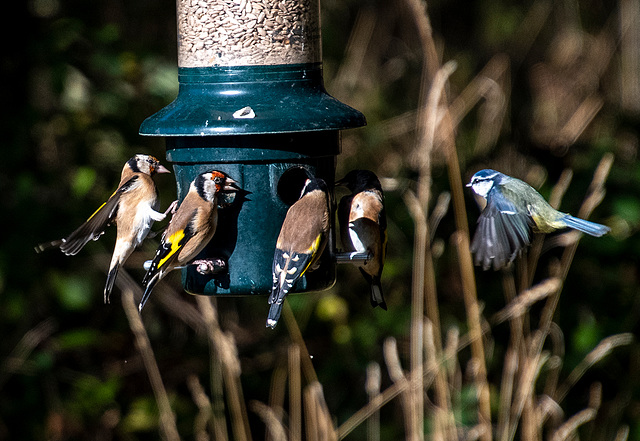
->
[269,234,323,306]
[266,238,320,329]
[58,176,140,256]
[471,189,531,270]
[142,214,196,288]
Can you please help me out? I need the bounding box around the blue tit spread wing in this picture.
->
[141,211,197,287]
[471,189,532,270]
[58,176,140,256]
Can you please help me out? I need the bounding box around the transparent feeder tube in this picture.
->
[177,0,321,67]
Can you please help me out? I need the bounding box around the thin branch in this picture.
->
[121,288,180,441]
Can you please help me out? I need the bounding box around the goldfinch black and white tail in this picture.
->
[267,178,330,329]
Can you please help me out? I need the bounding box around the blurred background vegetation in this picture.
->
[3,0,640,439]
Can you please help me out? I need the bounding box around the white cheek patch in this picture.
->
[472,180,493,198]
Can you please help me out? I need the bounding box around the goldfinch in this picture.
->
[139,170,240,311]
[35,154,173,303]
[267,178,330,329]
[336,170,387,310]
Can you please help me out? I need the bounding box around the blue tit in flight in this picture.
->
[467,169,610,270]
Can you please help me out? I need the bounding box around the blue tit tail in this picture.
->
[104,264,120,304]
[266,302,283,329]
[562,215,610,237]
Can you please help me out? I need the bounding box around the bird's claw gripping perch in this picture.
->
[192,258,226,275]
[164,200,179,216]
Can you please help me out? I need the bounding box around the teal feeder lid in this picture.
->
[140,64,365,136]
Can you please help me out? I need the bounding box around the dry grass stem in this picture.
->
[556,96,604,146]
[403,189,428,441]
[548,169,574,209]
[304,382,337,441]
[510,0,553,64]
[535,395,564,429]
[492,278,562,324]
[187,374,214,441]
[250,401,288,441]
[210,348,230,441]
[620,0,640,113]
[365,362,381,441]
[429,192,451,240]
[268,363,288,435]
[615,425,630,441]
[526,169,573,286]
[382,337,413,437]
[424,319,455,441]
[332,8,376,97]
[497,348,518,441]
[121,288,180,441]
[535,153,613,376]
[448,54,508,126]
[542,324,565,399]
[196,296,251,441]
[549,408,598,441]
[0,318,57,390]
[303,385,319,441]
[555,334,633,403]
[506,348,550,441]
[453,232,492,440]
[289,344,302,441]
[283,301,319,384]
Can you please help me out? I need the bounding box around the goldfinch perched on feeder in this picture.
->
[336,170,388,310]
[267,178,330,329]
[467,169,610,270]
[139,171,240,311]
[35,154,173,303]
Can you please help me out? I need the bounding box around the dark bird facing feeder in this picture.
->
[336,169,388,310]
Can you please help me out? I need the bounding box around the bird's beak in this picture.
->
[222,177,241,192]
[334,178,346,187]
[465,182,472,187]
[156,164,171,174]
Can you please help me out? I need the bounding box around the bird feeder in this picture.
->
[139,0,365,296]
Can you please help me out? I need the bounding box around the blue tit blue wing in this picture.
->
[471,189,532,270]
